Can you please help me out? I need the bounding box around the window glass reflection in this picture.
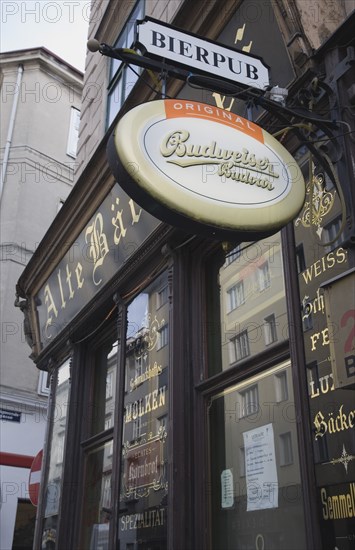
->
[80,442,113,550]
[214,233,287,375]
[41,359,70,548]
[209,363,307,549]
[118,271,169,549]
[91,340,118,436]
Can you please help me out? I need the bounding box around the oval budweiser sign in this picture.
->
[107,99,305,239]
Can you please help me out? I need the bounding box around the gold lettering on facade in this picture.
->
[326,444,355,474]
[120,508,165,531]
[65,264,74,299]
[302,288,325,321]
[309,373,335,398]
[111,198,127,244]
[211,92,235,112]
[57,269,66,309]
[321,483,355,520]
[130,362,163,391]
[314,404,355,439]
[301,248,348,285]
[38,191,150,344]
[235,23,253,53]
[310,327,330,351]
[44,284,58,338]
[125,385,167,424]
[75,262,84,289]
[128,198,142,225]
[128,455,159,483]
[212,23,253,110]
[85,213,109,286]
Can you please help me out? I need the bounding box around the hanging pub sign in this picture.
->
[135,17,270,90]
[107,99,306,240]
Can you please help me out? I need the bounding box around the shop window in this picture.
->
[81,442,112,548]
[91,339,118,435]
[78,335,118,549]
[229,330,250,364]
[106,0,145,127]
[274,370,288,402]
[239,384,258,417]
[279,432,294,466]
[258,261,270,291]
[209,363,307,549]
[118,271,169,548]
[41,359,71,545]
[227,280,245,312]
[264,313,277,345]
[215,234,288,375]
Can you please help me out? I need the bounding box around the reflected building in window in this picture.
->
[220,234,286,370]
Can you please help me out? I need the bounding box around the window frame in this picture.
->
[66,106,80,158]
[157,323,169,350]
[258,260,271,291]
[229,329,250,364]
[239,383,259,418]
[227,280,245,312]
[274,369,288,402]
[106,0,145,128]
[279,431,294,466]
[264,313,277,345]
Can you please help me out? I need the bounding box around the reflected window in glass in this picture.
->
[229,330,250,364]
[264,314,277,345]
[227,281,245,312]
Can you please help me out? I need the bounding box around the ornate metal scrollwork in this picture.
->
[295,172,335,238]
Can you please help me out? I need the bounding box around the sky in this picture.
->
[1,1,90,72]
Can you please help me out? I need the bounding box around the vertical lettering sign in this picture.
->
[35,183,160,349]
[119,272,169,548]
[294,168,355,549]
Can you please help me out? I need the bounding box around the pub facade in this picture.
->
[16,1,355,549]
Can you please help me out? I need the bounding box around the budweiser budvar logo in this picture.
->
[160,130,279,191]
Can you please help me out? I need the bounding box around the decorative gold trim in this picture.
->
[323,444,355,474]
[295,172,335,238]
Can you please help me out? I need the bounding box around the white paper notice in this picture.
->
[243,423,278,511]
[221,469,234,509]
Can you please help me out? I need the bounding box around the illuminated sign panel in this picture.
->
[136,17,270,90]
[107,99,305,240]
